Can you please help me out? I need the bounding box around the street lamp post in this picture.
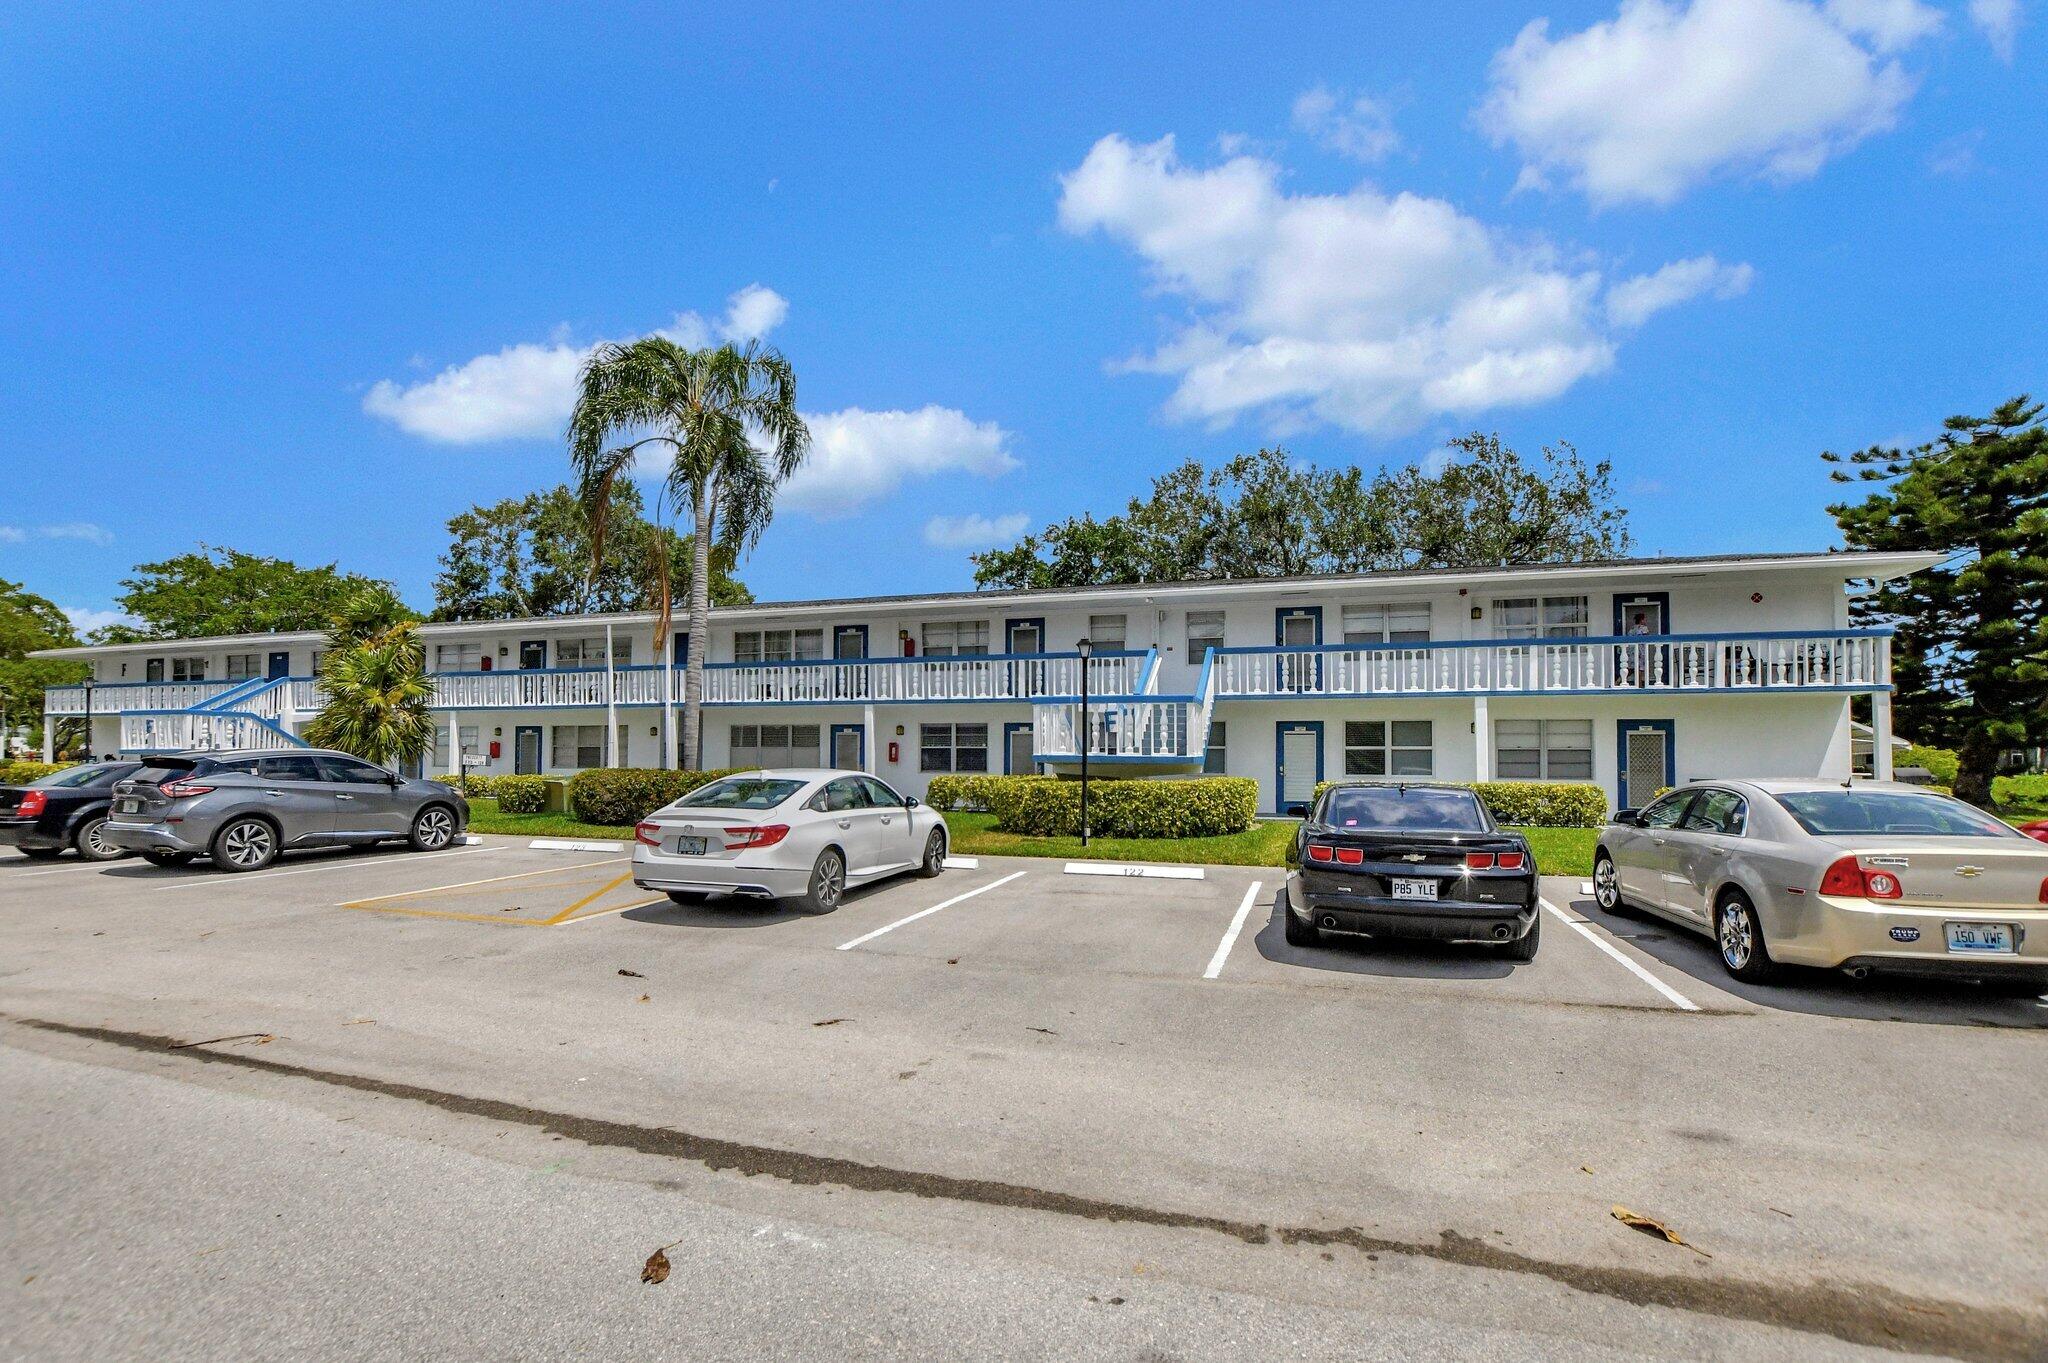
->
[81,678,94,761]
[1076,637,1092,846]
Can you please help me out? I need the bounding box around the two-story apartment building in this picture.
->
[35,549,1938,813]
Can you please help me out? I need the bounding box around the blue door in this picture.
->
[1003,721,1036,774]
[1617,720,1676,809]
[1275,607,1323,692]
[267,651,291,679]
[514,725,543,775]
[1275,721,1324,814]
[829,723,865,771]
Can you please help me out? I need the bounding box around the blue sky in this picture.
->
[2,0,2040,631]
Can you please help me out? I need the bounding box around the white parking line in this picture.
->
[9,860,122,879]
[151,844,484,892]
[836,870,1028,951]
[1063,862,1204,880]
[1202,880,1265,980]
[337,856,627,905]
[1540,897,1701,1012]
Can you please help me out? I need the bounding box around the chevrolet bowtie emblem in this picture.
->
[1401,853,1427,862]
[1955,865,1985,878]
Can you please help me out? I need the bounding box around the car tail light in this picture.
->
[1334,846,1364,865]
[1820,856,1902,899]
[1495,851,1526,870]
[159,780,214,799]
[1465,851,1495,870]
[2039,876,2048,905]
[18,791,47,817]
[634,821,661,848]
[1307,843,1334,862]
[725,824,790,850]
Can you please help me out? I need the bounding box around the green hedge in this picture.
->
[567,768,747,827]
[1992,774,2048,808]
[492,775,549,814]
[433,772,512,801]
[976,775,1260,838]
[925,774,1017,812]
[1897,744,1959,784]
[0,760,77,785]
[1310,779,1609,828]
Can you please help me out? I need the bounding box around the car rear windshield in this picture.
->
[131,759,202,785]
[674,777,806,810]
[35,762,132,789]
[1321,786,1489,832]
[1772,790,2023,838]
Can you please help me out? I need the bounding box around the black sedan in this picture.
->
[1283,781,1540,959]
[1,761,144,862]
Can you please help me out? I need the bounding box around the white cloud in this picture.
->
[1478,0,1936,207]
[923,512,1031,548]
[1969,0,2022,59]
[1605,255,1755,326]
[63,606,137,635]
[1058,133,1746,436]
[0,522,112,545]
[1292,86,1401,162]
[777,406,1019,518]
[363,287,792,444]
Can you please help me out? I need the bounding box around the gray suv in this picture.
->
[106,749,470,872]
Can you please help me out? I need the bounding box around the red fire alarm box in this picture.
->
[888,741,899,763]
[488,740,501,759]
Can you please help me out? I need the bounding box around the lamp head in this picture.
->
[1076,637,1093,659]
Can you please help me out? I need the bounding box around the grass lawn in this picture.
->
[462,797,637,841]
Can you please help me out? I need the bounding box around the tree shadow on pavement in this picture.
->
[1251,892,1517,981]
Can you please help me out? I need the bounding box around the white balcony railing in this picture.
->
[1033,697,1197,761]
[120,711,302,754]
[44,679,240,717]
[1211,630,1891,699]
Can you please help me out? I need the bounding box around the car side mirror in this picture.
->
[1613,808,1641,826]
[388,773,404,787]
[1284,803,1310,820]
[904,796,920,808]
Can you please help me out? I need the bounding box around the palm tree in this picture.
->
[303,587,435,769]
[568,339,809,769]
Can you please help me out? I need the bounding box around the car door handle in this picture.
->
[263,789,285,797]
[837,818,851,829]
[336,794,355,801]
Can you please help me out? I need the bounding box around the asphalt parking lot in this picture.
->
[4,837,2045,1360]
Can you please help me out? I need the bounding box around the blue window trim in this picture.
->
[1216,626,1890,657]
[828,722,865,768]
[1617,718,1677,808]
[519,638,549,669]
[1004,617,1047,653]
[512,724,543,774]
[1002,721,1036,774]
[1275,606,1324,691]
[1612,591,1671,636]
[831,624,868,660]
[1274,719,1324,813]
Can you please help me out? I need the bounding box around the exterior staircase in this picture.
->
[119,675,313,754]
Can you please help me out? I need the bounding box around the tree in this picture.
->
[432,482,751,622]
[0,579,85,757]
[568,339,809,770]
[95,545,399,642]
[302,585,436,769]
[1827,395,2048,805]
[971,438,1631,589]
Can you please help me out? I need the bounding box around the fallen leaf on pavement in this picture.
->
[641,1248,671,1284]
[637,994,650,1003]
[618,969,644,978]
[1581,1165,1594,1175]
[812,1017,850,1027]
[169,1033,276,1050]
[1611,1205,1711,1258]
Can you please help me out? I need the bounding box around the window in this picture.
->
[252,754,323,781]
[1202,721,1227,775]
[1495,719,1594,780]
[733,628,826,663]
[554,636,633,667]
[1492,595,1589,639]
[1322,785,1487,832]
[919,723,989,772]
[551,725,606,769]
[434,643,484,672]
[1187,611,1225,659]
[1773,790,2024,839]
[922,620,990,656]
[225,653,261,681]
[1341,603,1431,644]
[170,657,207,682]
[1087,614,1127,649]
[316,755,391,784]
[1684,789,1748,836]
[728,723,821,769]
[1638,790,1695,829]
[810,777,871,813]
[1342,720,1434,776]
[310,650,327,675]
[676,776,805,810]
[857,776,904,808]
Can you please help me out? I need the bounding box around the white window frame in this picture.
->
[434,642,485,673]
[733,628,825,663]
[728,723,821,769]
[1492,596,1589,640]
[1341,719,1434,777]
[170,656,207,682]
[1495,718,1594,781]
[1341,602,1431,645]
[919,722,989,772]
[1087,614,1127,650]
[224,653,261,681]
[1186,611,1225,660]
[921,620,990,657]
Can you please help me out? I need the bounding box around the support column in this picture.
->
[1472,695,1492,782]
[604,622,619,767]
[863,704,877,775]
[446,711,461,776]
[1871,690,1893,781]
[42,710,54,762]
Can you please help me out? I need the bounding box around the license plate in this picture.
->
[1390,877,1438,901]
[1945,921,2015,954]
[118,799,140,814]
[671,835,708,856]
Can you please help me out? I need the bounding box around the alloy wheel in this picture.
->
[1593,858,1619,910]
[813,852,844,910]
[1719,903,1753,970]
[222,822,273,869]
[925,830,945,872]
[84,821,114,858]
[416,808,453,849]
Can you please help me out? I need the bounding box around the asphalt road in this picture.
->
[2,838,2043,1361]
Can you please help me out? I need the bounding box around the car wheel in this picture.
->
[666,890,709,906]
[1500,910,1541,962]
[408,805,456,852]
[916,827,946,879]
[1592,852,1625,914]
[211,818,278,873]
[1283,889,1321,947]
[72,815,127,862]
[143,849,194,868]
[1716,892,1778,984]
[797,847,846,915]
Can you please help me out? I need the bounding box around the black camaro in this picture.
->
[1284,781,1540,959]
[0,761,143,862]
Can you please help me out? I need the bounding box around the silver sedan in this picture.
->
[631,769,949,914]
[1593,779,2048,989]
